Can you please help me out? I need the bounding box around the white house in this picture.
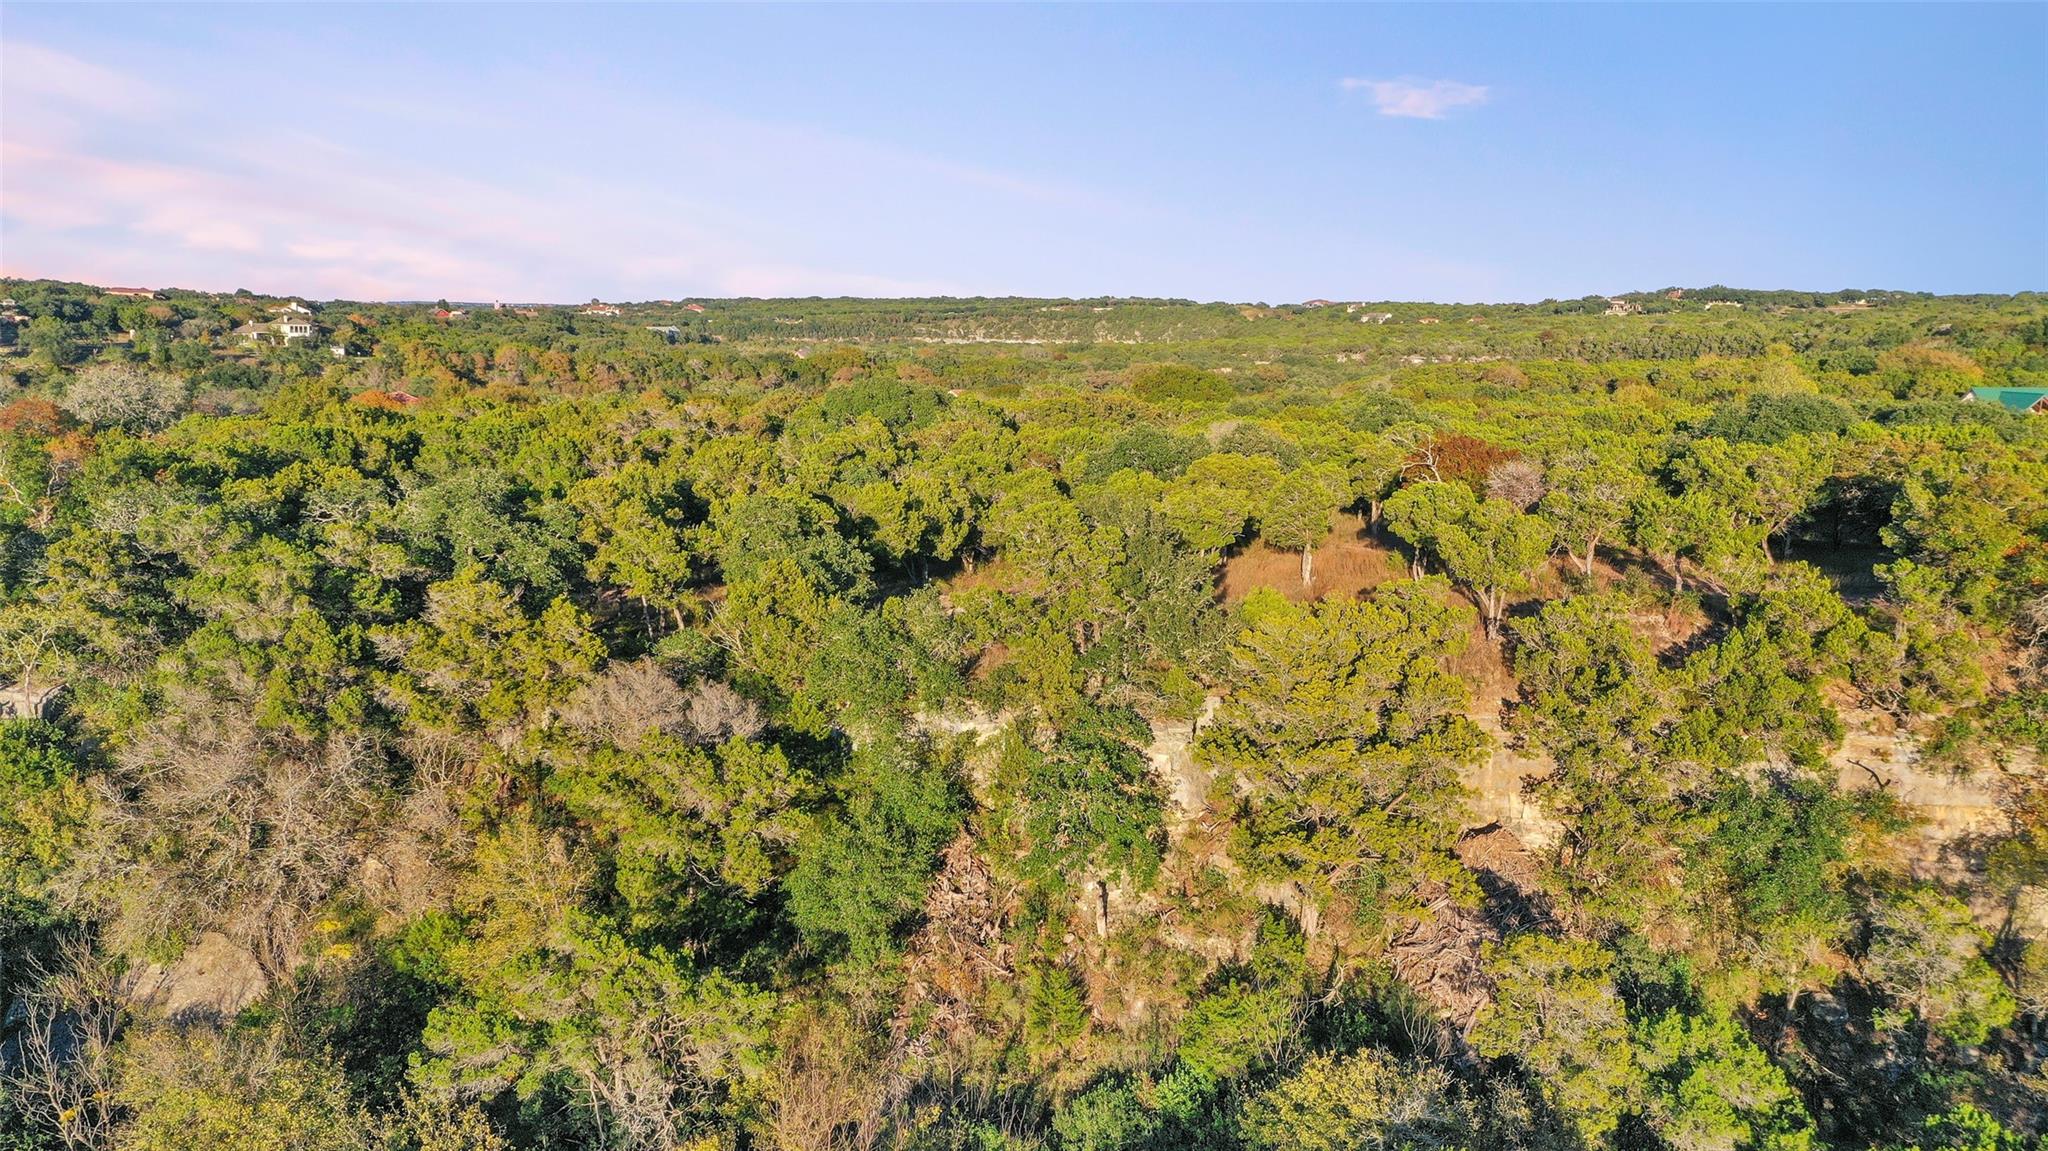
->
[269,301,314,316]
[1358,312,1394,324]
[237,318,321,344]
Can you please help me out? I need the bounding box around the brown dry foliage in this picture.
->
[0,396,64,435]
[68,682,387,972]
[1411,434,1516,486]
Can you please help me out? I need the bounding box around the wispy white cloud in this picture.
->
[1340,77,1490,120]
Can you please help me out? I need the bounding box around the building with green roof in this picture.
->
[1964,386,2048,414]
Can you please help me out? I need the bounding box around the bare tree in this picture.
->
[2020,591,2048,678]
[4,932,134,1151]
[683,679,765,743]
[1485,458,1547,511]
[57,363,189,432]
[562,657,693,748]
[64,681,386,974]
[765,1013,884,1151]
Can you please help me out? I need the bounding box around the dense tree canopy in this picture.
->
[0,280,2044,1151]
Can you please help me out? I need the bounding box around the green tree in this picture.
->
[1200,584,1482,938]
[1470,935,1647,1145]
[1863,886,2016,1047]
[1239,1049,1471,1151]
[1382,480,1477,579]
[375,568,604,756]
[1539,447,1642,579]
[1051,1079,1155,1151]
[1259,466,1347,586]
[1629,487,1720,593]
[785,734,960,963]
[0,720,88,945]
[23,317,78,367]
[114,1028,372,1151]
[1433,497,1554,638]
[1001,708,1165,904]
[1636,1008,1815,1151]
[412,822,771,1150]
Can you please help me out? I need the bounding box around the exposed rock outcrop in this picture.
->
[128,932,267,1025]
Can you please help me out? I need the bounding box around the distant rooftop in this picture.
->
[1965,386,2048,413]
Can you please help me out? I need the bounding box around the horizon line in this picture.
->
[2,272,2038,310]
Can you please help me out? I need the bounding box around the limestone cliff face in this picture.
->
[1831,706,2008,870]
[1139,696,2032,929]
[1461,698,1565,848]
[916,695,2031,941]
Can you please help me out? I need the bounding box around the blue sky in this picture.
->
[3,3,2043,303]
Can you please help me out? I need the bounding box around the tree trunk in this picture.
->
[1583,535,1599,579]
[1300,545,1314,588]
[1097,880,1110,939]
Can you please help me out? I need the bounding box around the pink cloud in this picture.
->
[0,35,1119,301]
[1340,77,1491,120]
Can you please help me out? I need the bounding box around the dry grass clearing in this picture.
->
[1219,513,1403,604]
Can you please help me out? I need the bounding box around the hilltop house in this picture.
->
[1604,298,1639,316]
[237,317,321,344]
[683,303,706,314]
[1964,386,2048,414]
[1705,300,1743,310]
[269,301,314,316]
[645,325,682,342]
[1358,312,1394,324]
[582,304,622,317]
[104,287,159,299]
[1301,299,1335,308]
